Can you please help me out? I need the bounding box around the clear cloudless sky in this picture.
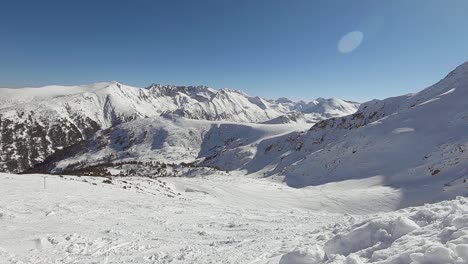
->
[1,0,468,102]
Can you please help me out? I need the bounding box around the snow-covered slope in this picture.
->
[0,82,358,173]
[32,116,308,175]
[203,62,468,206]
[263,98,360,124]
[1,173,467,264]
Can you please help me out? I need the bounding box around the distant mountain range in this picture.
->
[0,82,358,172]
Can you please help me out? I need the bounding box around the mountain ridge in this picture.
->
[0,81,358,173]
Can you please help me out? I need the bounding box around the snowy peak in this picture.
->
[446,60,468,79]
[146,83,216,98]
[304,98,359,116]
[0,80,358,125]
[0,80,358,173]
[307,61,468,132]
[275,97,294,104]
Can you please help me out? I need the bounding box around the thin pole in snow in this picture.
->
[43,176,46,189]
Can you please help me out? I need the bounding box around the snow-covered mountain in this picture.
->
[0,82,357,173]
[2,60,468,208]
[1,63,467,264]
[201,61,468,206]
[262,97,360,124]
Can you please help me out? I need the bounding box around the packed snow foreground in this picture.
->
[1,173,468,264]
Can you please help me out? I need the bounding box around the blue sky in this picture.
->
[1,0,468,102]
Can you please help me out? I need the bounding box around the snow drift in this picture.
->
[280,196,468,264]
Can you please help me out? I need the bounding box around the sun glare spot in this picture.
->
[338,31,364,53]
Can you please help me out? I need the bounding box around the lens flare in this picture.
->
[338,31,364,53]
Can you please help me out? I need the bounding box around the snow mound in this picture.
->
[279,197,468,264]
[326,197,468,263]
[279,245,325,264]
[324,216,419,257]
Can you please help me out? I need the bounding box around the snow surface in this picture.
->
[1,173,467,263]
[321,196,468,263]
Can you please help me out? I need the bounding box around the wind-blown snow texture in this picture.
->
[0,82,357,173]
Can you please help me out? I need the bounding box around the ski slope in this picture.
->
[1,173,467,264]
